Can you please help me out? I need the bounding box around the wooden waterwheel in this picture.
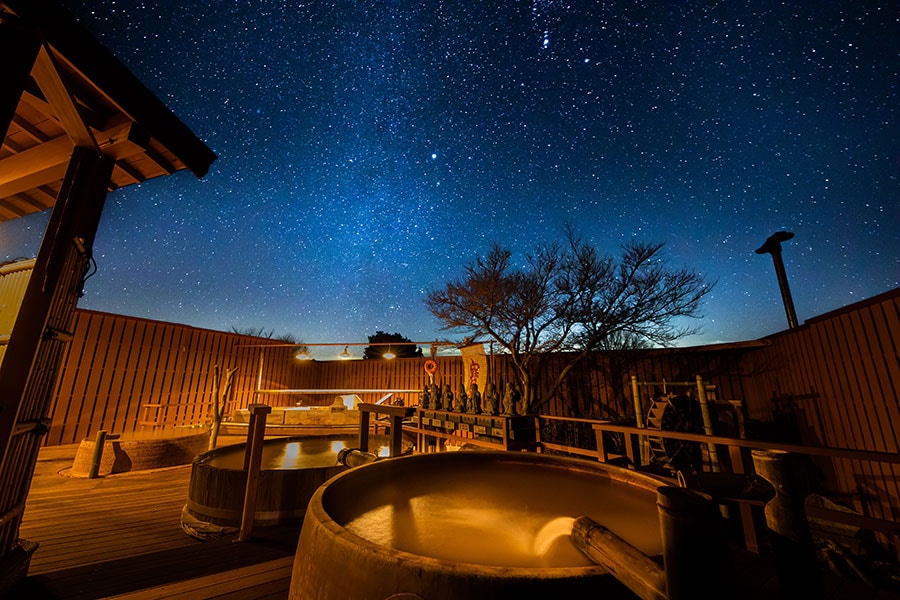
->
[644,393,703,472]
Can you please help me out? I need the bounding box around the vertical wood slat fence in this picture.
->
[4,258,898,524]
[44,311,305,445]
[739,289,900,524]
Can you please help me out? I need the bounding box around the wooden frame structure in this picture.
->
[0,0,215,590]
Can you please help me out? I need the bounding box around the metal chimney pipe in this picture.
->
[755,231,799,329]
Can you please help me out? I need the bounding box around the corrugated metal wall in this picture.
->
[0,259,35,367]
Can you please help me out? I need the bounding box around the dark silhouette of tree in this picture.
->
[363,331,424,360]
[425,227,714,412]
[230,326,301,344]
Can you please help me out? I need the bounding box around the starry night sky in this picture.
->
[2,1,898,354]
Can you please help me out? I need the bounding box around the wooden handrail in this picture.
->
[588,421,900,465]
[537,415,900,550]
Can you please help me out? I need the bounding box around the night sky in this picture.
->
[2,1,897,356]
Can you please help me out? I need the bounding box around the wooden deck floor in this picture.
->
[8,443,900,600]
[10,443,296,599]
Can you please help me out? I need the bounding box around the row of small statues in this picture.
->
[419,381,523,416]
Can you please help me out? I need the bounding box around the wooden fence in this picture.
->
[739,289,900,524]
[15,282,900,525]
[44,310,303,445]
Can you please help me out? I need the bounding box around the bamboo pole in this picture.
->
[695,375,721,472]
[87,430,107,479]
[571,515,666,600]
[631,375,647,465]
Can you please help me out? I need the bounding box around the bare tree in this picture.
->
[208,365,238,451]
[425,229,713,412]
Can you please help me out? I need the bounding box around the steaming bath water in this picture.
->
[338,462,661,568]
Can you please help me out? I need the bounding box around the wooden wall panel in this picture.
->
[735,290,900,520]
[36,289,900,523]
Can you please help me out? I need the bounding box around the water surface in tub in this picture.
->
[206,435,390,470]
[338,463,661,568]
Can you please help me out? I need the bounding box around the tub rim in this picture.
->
[193,433,368,472]
[304,450,668,578]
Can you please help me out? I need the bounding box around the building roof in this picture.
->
[0,0,217,223]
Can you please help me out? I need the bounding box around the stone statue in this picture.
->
[468,383,481,414]
[430,382,442,411]
[454,383,467,413]
[502,382,517,416]
[483,382,499,416]
[420,385,430,410]
[512,385,523,415]
[441,384,453,412]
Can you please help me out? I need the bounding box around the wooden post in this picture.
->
[358,409,371,453]
[87,430,107,479]
[695,375,721,472]
[631,375,648,465]
[594,420,610,462]
[728,445,760,553]
[751,449,824,598]
[0,148,113,568]
[237,404,270,542]
[657,486,739,600]
[389,414,404,457]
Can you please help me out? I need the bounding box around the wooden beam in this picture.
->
[17,90,54,121]
[0,135,73,187]
[0,198,30,220]
[0,146,114,475]
[31,46,97,148]
[0,162,69,200]
[11,114,52,144]
[0,121,153,198]
[112,160,145,186]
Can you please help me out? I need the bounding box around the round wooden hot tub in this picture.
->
[182,434,388,539]
[289,451,667,600]
[69,429,209,477]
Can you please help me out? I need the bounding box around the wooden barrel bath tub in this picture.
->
[289,451,669,600]
[69,429,210,477]
[181,435,355,539]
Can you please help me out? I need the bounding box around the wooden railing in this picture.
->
[545,417,900,554]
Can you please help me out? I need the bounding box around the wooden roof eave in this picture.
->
[3,0,216,179]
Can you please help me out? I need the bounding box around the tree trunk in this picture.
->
[208,366,238,451]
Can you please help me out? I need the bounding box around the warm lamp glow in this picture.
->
[293,347,312,360]
[383,350,396,359]
[339,346,352,359]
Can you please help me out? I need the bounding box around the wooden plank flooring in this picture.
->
[9,444,296,599]
[8,444,900,599]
